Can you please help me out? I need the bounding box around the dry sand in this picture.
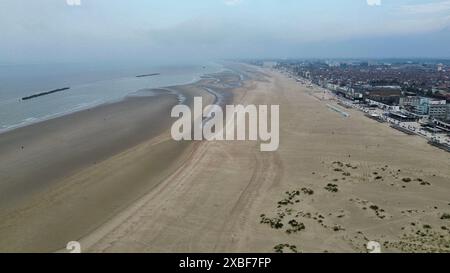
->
[1,64,449,253]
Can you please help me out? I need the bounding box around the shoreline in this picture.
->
[0,68,242,252]
[0,64,227,135]
[0,90,169,135]
[0,82,208,135]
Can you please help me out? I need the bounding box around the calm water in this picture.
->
[0,62,223,132]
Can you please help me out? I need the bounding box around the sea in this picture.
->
[0,62,223,132]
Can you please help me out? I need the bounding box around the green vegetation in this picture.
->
[402,178,412,183]
[274,244,298,253]
[260,214,284,229]
[277,190,301,207]
[301,187,314,195]
[286,220,306,234]
[325,183,339,193]
[440,213,450,220]
[332,225,345,232]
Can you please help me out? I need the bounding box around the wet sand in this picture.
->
[0,79,220,252]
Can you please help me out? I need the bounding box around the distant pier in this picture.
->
[22,87,71,101]
[136,73,160,78]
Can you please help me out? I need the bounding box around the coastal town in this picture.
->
[256,59,450,152]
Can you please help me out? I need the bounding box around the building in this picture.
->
[388,112,418,122]
[400,96,420,107]
[365,86,402,105]
[262,61,278,68]
[366,99,400,111]
[399,96,445,117]
[413,97,430,116]
[332,85,363,101]
[428,100,447,120]
[447,104,450,122]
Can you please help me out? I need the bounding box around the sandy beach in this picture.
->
[1,64,449,253]
[0,75,222,252]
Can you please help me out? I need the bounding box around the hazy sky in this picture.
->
[1,0,449,64]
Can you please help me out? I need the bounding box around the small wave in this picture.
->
[0,101,105,134]
[0,117,40,133]
[0,63,224,134]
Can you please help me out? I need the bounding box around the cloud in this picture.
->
[66,0,81,6]
[367,0,381,6]
[393,1,450,33]
[1,0,449,62]
[399,0,450,14]
[224,0,242,6]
